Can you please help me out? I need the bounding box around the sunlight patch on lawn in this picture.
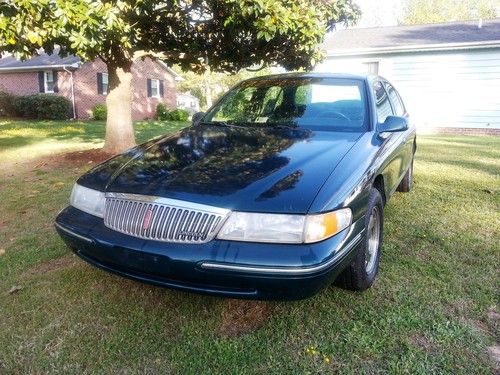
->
[1,139,103,165]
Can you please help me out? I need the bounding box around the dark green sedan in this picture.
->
[55,73,416,300]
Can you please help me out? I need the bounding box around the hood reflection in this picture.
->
[110,125,311,196]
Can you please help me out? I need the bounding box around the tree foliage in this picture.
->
[0,0,360,72]
[401,0,497,25]
[0,0,360,152]
[176,67,273,109]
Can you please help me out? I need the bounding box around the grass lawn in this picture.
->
[0,119,499,374]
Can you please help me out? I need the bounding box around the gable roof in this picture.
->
[0,50,183,80]
[0,52,80,71]
[323,18,500,56]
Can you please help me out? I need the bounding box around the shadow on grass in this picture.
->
[418,154,500,176]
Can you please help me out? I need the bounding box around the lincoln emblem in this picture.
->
[142,208,153,230]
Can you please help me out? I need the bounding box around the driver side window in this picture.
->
[373,81,394,123]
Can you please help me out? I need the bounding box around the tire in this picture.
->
[397,156,414,193]
[335,188,384,291]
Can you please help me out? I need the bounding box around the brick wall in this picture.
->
[0,57,177,120]
[131,58,177,120]
[72,59,107,119]
[0,72,39,95]
[73,57,177,120]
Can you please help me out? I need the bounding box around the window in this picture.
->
[38,71,58,93]
[97,73,108,95]
[147,79,164,98]
[373,81,393,123]
[204,78,367,132]
[384,82,405,117]
[151,79,159,98]
[44,71,55,93]
[102,73,108,95]
[363,61,379,75]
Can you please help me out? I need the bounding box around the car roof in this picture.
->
[244,72,376,82]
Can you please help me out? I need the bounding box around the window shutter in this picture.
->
[147,78,152,97]
[38,72,45,93]
[97,73,103,95]
[53,70,59,93]
[159,80,164,98]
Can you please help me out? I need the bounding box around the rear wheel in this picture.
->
[397,156,414,193]
[335,188,384,291]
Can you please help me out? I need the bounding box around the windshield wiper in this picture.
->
[199,121,231,127]
[269,124,298,130]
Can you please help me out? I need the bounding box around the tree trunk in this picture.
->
[204,57,213,108]
[103,62,136,154]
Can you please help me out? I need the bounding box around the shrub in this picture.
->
[14,94,71,120]
[92,104,107,120]
[156,103,169,120]
[0,91,19,117]
[168,108,189,122]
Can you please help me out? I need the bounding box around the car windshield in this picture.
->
[202,77,368,132]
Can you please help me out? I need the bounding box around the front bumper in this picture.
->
[55,206,365,300]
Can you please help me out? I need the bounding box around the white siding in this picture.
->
[317,49,500,129]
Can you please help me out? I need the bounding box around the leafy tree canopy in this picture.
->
[401,0,497,25]
[176,66,273,109]
[0,0,360,153]
[0,0,360,72]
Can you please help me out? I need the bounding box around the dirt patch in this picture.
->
[219,299,274,337]
[410,333,436,352]
[1,148,114,179]
[23,255,79,277]
[35,148,113,170]
[488,346,500,367]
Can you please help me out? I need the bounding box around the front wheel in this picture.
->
[335,188,384,291]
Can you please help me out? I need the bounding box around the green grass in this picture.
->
[0,119,186,164]
[0,120,499,374]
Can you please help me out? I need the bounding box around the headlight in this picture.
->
[216,208,351,244]
[70,184,105,218]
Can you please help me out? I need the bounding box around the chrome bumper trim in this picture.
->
[105,192,231,216]
[200,229,365,275]
[55,222,93,244]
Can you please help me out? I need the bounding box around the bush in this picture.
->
[168,108,189,122]
[156,104,189,122]
[0,91,19,117]
[14,94,71,120]
[92,104,107,120]
[156,103,169,120]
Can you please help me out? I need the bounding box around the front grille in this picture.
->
[103,193,230,244]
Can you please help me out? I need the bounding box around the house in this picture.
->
[0,51,182,120]
[318,18,500,134]
[177,92,200,115]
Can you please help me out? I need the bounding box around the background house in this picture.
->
[0,52,182,120]
[318,18,500,133]
[176,92,200,115]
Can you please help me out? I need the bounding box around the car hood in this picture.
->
[78,125,361,213]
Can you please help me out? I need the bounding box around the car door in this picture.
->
[384,81,414,175]
[373,80,406,195]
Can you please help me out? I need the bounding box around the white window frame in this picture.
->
[44,71,55,93]
[362,60,380,75]
[102,73,109,95]
[150,78,160,98]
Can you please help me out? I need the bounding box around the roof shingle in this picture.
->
[0,51,80,69]
[323,18,500,53]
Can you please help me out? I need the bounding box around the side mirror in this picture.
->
[192,111,205,126]
[379,116,408,133]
